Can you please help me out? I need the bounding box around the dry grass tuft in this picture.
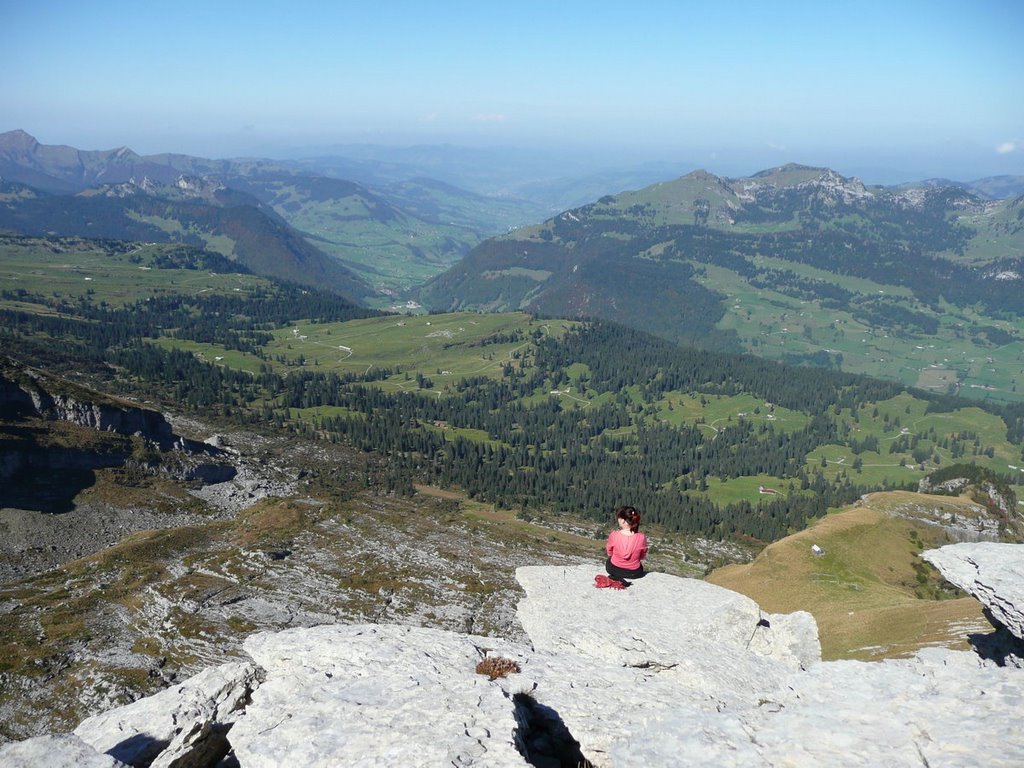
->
[475,656,520,680]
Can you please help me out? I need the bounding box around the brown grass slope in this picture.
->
[707,491,994,661]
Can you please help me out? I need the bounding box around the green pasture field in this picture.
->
[946,205,1024,265]
[125,213,240,258]
[805,393,1021,486]
[654,392,810,435]
[698,262,1024,403]
[262,312,574,387]
[422,423,501,447]
[747,254,914,298]
[0,239,269,308]
[286,406,365,421]
[806,444,921,487]
[691,474,812,507]
[149,338,268,375]
[124,211,187,236]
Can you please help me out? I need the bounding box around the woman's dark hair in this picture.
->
[615,505,641,533]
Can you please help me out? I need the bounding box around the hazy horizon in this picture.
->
[3,0,1022,184]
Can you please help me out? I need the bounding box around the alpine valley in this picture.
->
[2,130,1024,763]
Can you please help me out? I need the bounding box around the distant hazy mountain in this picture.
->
[0,175,372,299]
[965,175,1024,200]
[0,131,550,291]
[890,175,1024,200]
[0,129,193,192]
[289,143,696,211]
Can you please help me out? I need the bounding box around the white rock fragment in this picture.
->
[0,734,128,768]
[74,660,258,768]
[923,542,1024,640]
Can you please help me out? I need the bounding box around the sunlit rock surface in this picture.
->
[923,542,1024,640]
[4,554,1024,766]
[0,734,128,768]
[73,661,258,768]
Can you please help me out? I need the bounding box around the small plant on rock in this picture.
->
[475,656,520,680]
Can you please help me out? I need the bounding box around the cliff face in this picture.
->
[923,543,1024,657]
[0,365,235,523]
[1,368,174,449]
[5,550,1023,767]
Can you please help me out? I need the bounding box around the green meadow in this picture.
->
[0,238,269,308]
[699,262,1024,403]
[654,392,810,435]
[262,312,575,389]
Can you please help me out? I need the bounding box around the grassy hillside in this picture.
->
[707,491,996,660]
[0,235,271,304]
[421,166,1024,404]
[223,174,489,292]
[5,233,1024,540]
[0,183,372,300]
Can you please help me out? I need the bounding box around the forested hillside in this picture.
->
[0,179,372,300]
[420,166,1024,404]
[4,234,1023,545]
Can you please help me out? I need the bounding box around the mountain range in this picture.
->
[0,174,373,299]
[0,130,550,295]
[5,130,1024,400]
[419,164,1024,399]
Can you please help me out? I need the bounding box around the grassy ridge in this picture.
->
[0,236,272,308]
[707,492,993,660]
[422,167,1024,404]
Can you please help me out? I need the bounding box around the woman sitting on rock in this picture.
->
[605,505,648,583]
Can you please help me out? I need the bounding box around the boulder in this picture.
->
[922,542,1024,640]
[0,734,128,767]
[516,565,819,672]
[73,660,258,768]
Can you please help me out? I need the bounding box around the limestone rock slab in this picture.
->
[516,564,818,701]
[0,734,128,767]
[232,624,530,767]
[923,542,1024,639]
[74,660,258,768]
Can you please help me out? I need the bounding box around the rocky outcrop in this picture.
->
[4,557,1023,766]
[0,734,128,768]
[73,661,259,768]
[0,365,237,493]
[1,366,174,448]
[37,392,175,447]
[923,543,1024,641]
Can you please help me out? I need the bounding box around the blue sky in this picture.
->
[2,0,1022,180]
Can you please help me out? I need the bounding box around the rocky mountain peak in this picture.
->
[175,173,225,196]
[0,129,41,155]
[795,168,873,203]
